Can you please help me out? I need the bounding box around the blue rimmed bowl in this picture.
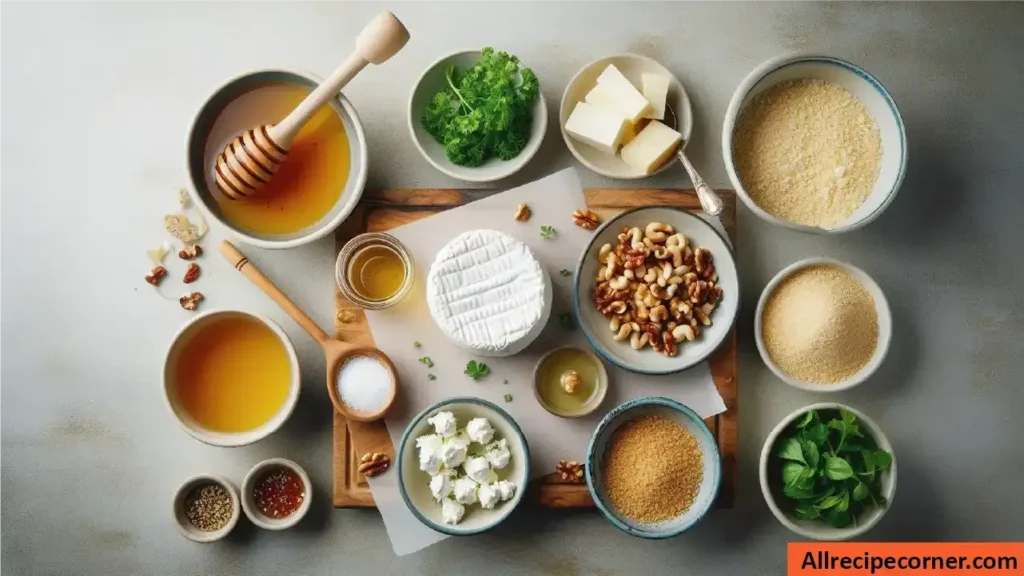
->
[573,206,738,375]
[586,397,721,538]
[397,397,530,536]
[722,54,907,233]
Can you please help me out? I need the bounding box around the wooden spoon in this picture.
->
[215,11,410,200]
[219,240,397,421]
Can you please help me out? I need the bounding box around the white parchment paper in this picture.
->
[362,168,727,555]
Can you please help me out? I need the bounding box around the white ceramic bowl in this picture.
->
[172,474,241,543]
[186,69,368,249]
[560,54,692,180]
[723,54,907,233]
[240,458,313,530]
[586,397,720,538]
[162,310,301,446]
[755,258,891,392]
[397,397,530,536]
[574,207,738,375]
[408,49,547,183]
[759,403,897,540]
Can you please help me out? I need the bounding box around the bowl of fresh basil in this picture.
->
[409,48,547,183]
[759,403,896,541]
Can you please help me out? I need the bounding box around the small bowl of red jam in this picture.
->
[240,458,311,530]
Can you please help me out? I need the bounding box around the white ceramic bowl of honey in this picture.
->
[186,69,368,249]
[240,458,312,531]
[163,310,301,447]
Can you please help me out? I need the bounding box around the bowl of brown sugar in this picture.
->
[756,258,892,392]
[585,397,720,538]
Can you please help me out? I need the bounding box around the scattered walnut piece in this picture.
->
[572,209,600,230]
[556,460,584,483]
[358,452,390,477]
[514,203,531,222]
[183,263,200,284]
[145,266,167,286]
[178,244,203,260]
[179,292,203,311]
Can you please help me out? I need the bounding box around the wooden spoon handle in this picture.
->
[219,240,331,345]
[269,10,409,146]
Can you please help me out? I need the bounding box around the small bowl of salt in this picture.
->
[328,350,398,420]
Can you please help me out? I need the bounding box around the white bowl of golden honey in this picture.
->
[186,69,368,249]
[163,310,301,446]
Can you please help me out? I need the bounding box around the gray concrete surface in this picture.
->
[2,2,1023,574]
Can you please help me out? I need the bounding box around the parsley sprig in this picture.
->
[464,360,490,380]
[540,225,556,240]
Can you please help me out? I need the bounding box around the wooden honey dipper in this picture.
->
[215,11,410,200]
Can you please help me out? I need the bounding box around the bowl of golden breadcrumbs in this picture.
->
[722,54,907,233]
[585,397,720,538]
[755,258,892,392]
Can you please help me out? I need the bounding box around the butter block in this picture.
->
[595,64,652,123]
[621,120,682,174]
[641,73,670,120]
[564,101,629,154]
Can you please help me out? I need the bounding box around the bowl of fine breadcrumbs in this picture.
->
[723,54,907,233]
[585,397,720,538]
[756,258,892,392]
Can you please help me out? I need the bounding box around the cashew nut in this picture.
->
[667,245,683,267]
[672,324,696,341]
[649,284,669,301]
[666,233,688,249]
[643,237,658,251]
[666,283,679,297]
[630,332,650,350]
[629,227,643,247]
[673,265,691,276]
[606,301,627,315]
[605,253,618,279]
[682,272,699,285]
[643,269,659,283]
[653,246,671,260]
[635,283,649,299]
[596,267,608,282]
[598,243,612,262]
[613,323,632,341]
[635,264,647,278]
[650,305,669,323]
[630,322,640,332]
[635,301,650,321]
[610,317,620,332]
[667,321,678,331]
[667,275,684,286]
[608,276,629,291]
[623,269,635,280]
[644,222,674,243]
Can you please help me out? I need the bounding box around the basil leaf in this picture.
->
[793,502,821,520]
[800,440,820,469]
[784,483,817,500]
[861,449,876,478]
[837,490,850,512]
[826,457,854,480]
[853,482,869,502]
[782,462,807,487]
[826,507,853,528]
[777,438,806,464]
[873,450,893,469]
[801,423,828,447]
[795,410,815,429]
[816,494,844,510]
[814,485,836,503]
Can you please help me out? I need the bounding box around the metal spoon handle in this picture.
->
[676,149,724,217]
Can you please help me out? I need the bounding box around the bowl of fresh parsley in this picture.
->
[409,48,547,182]
[759,403,896,541]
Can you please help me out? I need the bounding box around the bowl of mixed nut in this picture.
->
[572,207,738,375]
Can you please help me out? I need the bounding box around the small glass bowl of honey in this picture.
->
[336,232,414,309]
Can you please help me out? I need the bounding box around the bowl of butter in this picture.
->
[560,54,692,180]
[397,397,530,535]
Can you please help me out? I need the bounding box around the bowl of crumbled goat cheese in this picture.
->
[722,53,907,233]
[397,397,530,535]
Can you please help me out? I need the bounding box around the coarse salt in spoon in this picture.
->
[219,240,397,421]
[214,11,410,200]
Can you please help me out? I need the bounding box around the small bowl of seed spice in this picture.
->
[585,397,721,538]
[756,258,892,392]
[172,474,240,543]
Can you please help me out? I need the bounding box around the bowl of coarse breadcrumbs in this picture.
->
[722,53,907,233]
[585,397,720,538]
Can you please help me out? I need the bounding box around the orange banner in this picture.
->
[788,543,1024,575]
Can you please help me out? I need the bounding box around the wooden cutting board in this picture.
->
[333,188,738,508]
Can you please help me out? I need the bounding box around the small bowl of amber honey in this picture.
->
[533,347,609,418]
[240,458,312,531]
[336,232,414,309]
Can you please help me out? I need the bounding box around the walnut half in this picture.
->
[514,203,531,222]
[572,209,600,230]
[358,452,391,477]
[556,460,584,483]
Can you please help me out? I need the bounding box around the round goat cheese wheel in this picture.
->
[426,230,552,357]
